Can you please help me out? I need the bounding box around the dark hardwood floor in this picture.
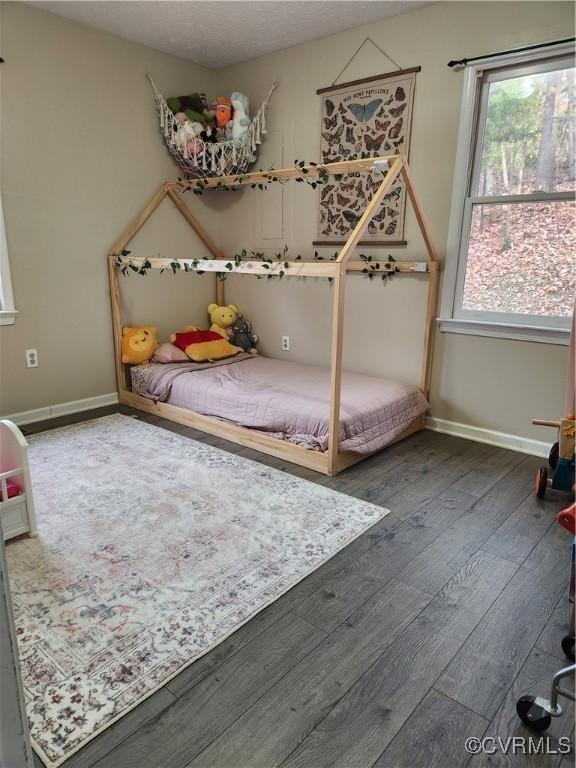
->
[20,405,574,768]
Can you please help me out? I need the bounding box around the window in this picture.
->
[442,43,575,343]
[0,194,17,325]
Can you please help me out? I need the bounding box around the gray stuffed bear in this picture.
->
[227,316,259,354]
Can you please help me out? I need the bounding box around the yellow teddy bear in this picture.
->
[208,303,239,338]
[121,326,159,364]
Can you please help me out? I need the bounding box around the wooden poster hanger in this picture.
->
[317,37,420,95]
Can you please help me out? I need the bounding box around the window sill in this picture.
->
[438,318,569,345]
[0,310,17,326]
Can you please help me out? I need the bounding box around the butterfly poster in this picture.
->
[315,67,418,245]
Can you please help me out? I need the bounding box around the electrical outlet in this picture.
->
[25,349,39,368]
[282,336,290,352]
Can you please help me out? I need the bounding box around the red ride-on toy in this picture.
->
[533,414,575,499]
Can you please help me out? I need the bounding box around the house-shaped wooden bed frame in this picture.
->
[108,153,439,476]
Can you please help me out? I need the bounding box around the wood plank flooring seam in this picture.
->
[370,688,491,768]
[275,553,521,768]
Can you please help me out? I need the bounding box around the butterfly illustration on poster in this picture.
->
[315,39,419,246]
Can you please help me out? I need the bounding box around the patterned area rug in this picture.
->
[6,415,389,766]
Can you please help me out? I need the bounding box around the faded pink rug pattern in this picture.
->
[6,415,389,766]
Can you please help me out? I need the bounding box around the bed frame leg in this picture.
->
[216,275,225,306]
[107,254,126,392]
[327,266,346,475]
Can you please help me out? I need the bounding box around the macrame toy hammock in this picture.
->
[148,75,277,178]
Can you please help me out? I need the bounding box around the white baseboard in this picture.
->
[1,393,119,427]
[1,395,550,458]
[426,416,549,458]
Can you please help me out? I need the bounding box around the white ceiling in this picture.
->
[29,1,433,69]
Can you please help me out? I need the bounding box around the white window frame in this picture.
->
[440,41,575,345]
[0,193,17,326]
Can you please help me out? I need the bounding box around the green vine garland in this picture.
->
[180,160,337,196]
[114,248,398,284]
[115,159,398,283]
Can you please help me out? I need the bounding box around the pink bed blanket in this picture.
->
[131,356,429,454]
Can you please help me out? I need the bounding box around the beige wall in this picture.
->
[0,3,218,414]
[216,1,573,441]
[1,1,573,443]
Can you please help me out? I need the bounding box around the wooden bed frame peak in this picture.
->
[108,154,439,476]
